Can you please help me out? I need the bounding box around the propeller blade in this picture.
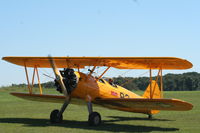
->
[48,55,69,99]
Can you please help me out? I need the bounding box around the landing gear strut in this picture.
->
[50,100,70,123]
[87,101,101,126]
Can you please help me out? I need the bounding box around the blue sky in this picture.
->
[0,0,200,86]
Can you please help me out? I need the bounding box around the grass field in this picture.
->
[0,87,199,133]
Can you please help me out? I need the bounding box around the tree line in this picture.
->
[10,72,200,91]
[113,72,200,91]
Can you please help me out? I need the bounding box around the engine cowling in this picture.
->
[54,68,78,94]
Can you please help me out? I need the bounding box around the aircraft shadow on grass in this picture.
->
[0,117,178,132]
[105,116,175,123]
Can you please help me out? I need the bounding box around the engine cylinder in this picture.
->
[54,68,78,94]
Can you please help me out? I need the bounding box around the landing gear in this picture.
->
[50,109,63,123]
[50,100,70,124]
[87,100,102,126]
[88,112,101,126]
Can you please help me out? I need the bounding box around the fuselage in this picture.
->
[69,72,159,114]
[71,72,142,101]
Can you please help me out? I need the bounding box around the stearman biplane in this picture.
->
[2,56,193,126]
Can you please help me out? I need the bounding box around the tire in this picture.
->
[148,114,153,119]
[88,112,101,126]
[50,109,63,123]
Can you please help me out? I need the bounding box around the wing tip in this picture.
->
[181,58,193,69]
[2,56,7,60]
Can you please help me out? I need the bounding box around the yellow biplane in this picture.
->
[2,56,193,126]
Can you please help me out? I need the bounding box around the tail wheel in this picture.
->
[148,114,153,119]
[88,112,101,126]
[50,109,63,123]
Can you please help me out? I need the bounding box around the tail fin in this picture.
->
[143,80,162,115]
[143,80,162,99]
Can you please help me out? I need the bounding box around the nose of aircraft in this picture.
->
[74,71,80,81]
[54,69,80,94]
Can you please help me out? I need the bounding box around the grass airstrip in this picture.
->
[0,87,199,133]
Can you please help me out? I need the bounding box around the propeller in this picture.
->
[48,55,70,100]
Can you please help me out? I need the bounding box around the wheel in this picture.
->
[148,114,153,119]
[50,109,63,123]
[88,112,101,126]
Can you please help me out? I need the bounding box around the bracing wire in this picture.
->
[39,68,54,82]
[120,70,149,87]
[118,69,133,77]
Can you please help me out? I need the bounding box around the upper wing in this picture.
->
[95,98,193,111]
[2,56,192,69]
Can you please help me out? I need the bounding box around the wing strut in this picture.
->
[160,68,163,98]
[24,64,32,94]
[96,66,110,80]
[35,67,43,94]
[88,66,97,77]
[24,64,43,94]
[148,67,164,99]
[149,67,152,99]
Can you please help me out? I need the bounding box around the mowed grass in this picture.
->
[0,87,200,133]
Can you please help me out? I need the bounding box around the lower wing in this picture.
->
[11,92,65,103]
[11,92,193,112]
[94,98,193,111]
[11,92,86,105]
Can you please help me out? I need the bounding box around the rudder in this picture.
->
[143,80,162,99]
[143,80,162,115]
